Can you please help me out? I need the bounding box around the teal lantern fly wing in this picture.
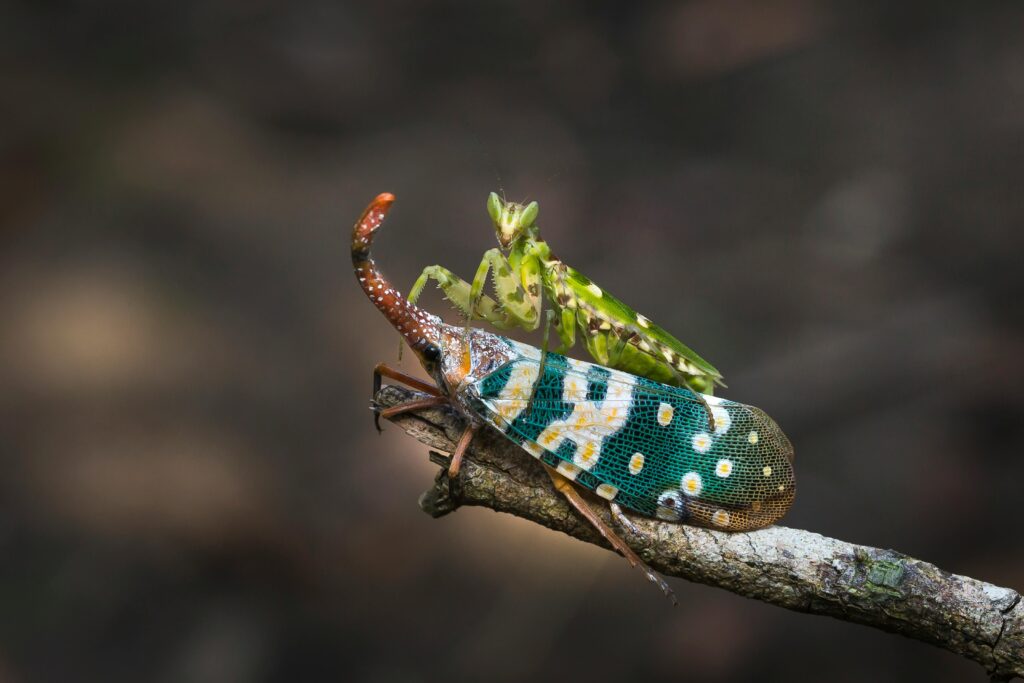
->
[468,339,795,531]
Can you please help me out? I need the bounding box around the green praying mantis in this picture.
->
[406,192,724,422]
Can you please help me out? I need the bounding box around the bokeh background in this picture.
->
[3,1,1023,681]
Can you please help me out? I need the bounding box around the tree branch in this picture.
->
[375,385,1024,680]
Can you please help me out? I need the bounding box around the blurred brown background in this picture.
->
[2,1,1023,681]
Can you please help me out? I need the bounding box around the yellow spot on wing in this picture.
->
[522,441,543,457]
[564,378,585,402]
[711,406,731,433]
[557,461,581,480]
[692,433,712,453]
[681,472,703,496]
[711,510,731,527]
[595,483,618,500]
[576,441,598,468]
[628,452,645,475]
[657,402,674,426]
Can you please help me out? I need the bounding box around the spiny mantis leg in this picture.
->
[591,317,715,430]
[465,248,543,346]
[543,465,677,605]
[446,423,479,479]
[372,363,446,432]
[402,265,510,362]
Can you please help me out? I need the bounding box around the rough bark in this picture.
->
[375,385,1024,680]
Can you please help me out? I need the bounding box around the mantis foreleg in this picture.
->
[468,249,542,330]
[408,265,507,325]
[402,264,512,361]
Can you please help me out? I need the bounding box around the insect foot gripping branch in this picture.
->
[352,193,796,604]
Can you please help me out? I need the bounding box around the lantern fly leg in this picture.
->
[446,423,479,479]
[372,363,445,432]
[609,502,641,536]
[544,466,677,605]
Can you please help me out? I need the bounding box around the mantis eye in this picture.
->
[486,192,502,224]
[519,201,539,228]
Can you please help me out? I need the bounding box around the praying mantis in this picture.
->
[407,193,724,424]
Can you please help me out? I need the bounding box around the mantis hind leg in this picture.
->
[589,326,716,430]
[544,465,676,605]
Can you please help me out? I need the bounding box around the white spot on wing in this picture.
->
[711,406,731,434]
[556,461,581,480]
[491,360,540,425]
[517,365,636,469]
[564,376,587,403]
[522,441,544,458]
[691,433,712,453]
[573,440,600,470]
[681,472,703,497]
[508,339,542,361]
[656,490,683,520]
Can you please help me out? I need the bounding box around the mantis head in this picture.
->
[487,192,539,250]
